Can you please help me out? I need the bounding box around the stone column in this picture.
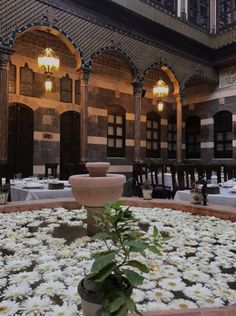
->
[0,46,12,174]
[133,81,142,162]
[80,67,90,162]
[175,92,184,163]
[210,0,217,33]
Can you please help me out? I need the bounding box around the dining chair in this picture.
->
[132,163,149,197]
[199,164,221,183]
[45,163,58,178]
[148,164,173,199]
[223,164,236,182]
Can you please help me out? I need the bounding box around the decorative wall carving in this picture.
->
[219,66,236,88]
[9,62,16,94]
[20,63,34,97]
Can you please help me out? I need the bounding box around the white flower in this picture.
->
[46,302,77,316]
[9,271,41,285]
[169,299,198,309]
[146,288,174,302]
[35,281,65,297]
[20,296,52,315]
[213,287,236,302]
[183,269,210,283]
[183,284,213,300]
[146,301,168,311]
[138,279,156,290]
[60,286,81,304]
[0,300,19,315]
[131,289,146,303]
[2,284,32,300]
[197,297,225,307]
[159,277,186,291]
[5,259,32,272]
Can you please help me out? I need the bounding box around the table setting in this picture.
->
[10,176,72,201]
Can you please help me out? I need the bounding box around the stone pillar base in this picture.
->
[86,207,105,237]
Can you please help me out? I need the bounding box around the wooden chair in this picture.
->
[223,164,236,181]
[45,163,58,178]
[132,163,148,197]
[148,164,173,199]
[170,164,197,193]
[199,164,221,183]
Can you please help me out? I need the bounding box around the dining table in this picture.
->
[174,187,236,208]
[10,180,73,201]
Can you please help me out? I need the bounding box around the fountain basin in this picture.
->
[69,174,126,207]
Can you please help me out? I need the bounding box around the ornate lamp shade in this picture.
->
[157,101,164,112]
[38,47,60,75]
[45,77,53,93]
[153,79,169,98]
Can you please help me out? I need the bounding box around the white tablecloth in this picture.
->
[11,185,73,201]
[174,187,236,208]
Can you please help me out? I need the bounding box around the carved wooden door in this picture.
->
[60,111,80,179]
[8,103,34,178]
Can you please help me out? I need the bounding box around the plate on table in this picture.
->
[23,183,43,189]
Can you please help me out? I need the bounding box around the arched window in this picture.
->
[20,63,34,96]
[60,74,72,103]
[188,0,209,29]
[107,105,126,157]
[186,116,201,159]
[146,111,161,158]
[168,115,176,159]
[214,111,232,158]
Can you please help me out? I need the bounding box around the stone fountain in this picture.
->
[69,162,126,236]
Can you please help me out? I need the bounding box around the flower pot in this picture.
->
[142,189,152,200]
[78,277,132,316]
[0,192,8,205]
[190,189,202,204]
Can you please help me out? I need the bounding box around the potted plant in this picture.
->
[78,201,165,316]
[0,178,9,205]
[141,181,153,200]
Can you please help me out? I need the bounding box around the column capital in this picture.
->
[132,81,143,95]
[0,45,14,69]
[78,66,90,82]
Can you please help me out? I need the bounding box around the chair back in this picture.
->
[223,164,236,181]
[199,164,221,183]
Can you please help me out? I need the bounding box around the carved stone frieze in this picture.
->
[220,66,236,88]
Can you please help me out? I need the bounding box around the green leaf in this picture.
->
[110,297,125,313]
[127,260,149,273]
[126,240,148,251]
[94,262,116,282]
[149,245,162,255]
[125,298,136,312]
[92,232,111,240]
[153,225,159,239]
[91,251,116,273]
[122,269,144,286]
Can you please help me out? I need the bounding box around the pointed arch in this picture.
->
[88,46,139,80]
[9,22,83,69]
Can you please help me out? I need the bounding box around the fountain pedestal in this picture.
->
[69,162,126,236]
